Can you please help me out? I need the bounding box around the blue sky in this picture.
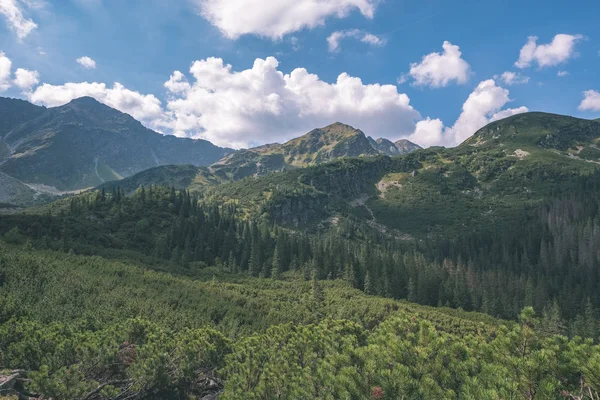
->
[1,0,599,148]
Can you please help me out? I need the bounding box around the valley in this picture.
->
[1,97,600,399]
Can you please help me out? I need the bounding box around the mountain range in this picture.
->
[199,111,600,237]
[2,96,600,400]
[0,96,421,205]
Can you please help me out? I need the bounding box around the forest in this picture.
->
[1,243,600,399]
[3,171,600,333]
[1,171,600,398]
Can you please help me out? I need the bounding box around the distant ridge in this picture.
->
[0,96,233,205]
[212,122,422,179]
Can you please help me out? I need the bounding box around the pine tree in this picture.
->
[541,299,565,336]
[312,269,324,303]
[248,239,261,277]
[228,251,237,273]
[407,277,416,302]
[364,271,373,295]
[344,263,356,288]
[584,298,597,340]
[271,247,281,280]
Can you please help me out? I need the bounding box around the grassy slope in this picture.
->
[98,164,225,195]
[203,113,600,236]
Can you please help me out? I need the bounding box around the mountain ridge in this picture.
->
[0,96,233,204]
[211,121,422,179]
[201,111,600,236]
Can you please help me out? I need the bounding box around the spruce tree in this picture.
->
[271,247,281,280]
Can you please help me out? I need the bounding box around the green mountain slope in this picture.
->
[0,97,46,138]
[0,97,232,197]
[98,164,225,194]
[1,235,598,399]
[102,112,599,237]
[204,112,600,236]
[211,122,421,179]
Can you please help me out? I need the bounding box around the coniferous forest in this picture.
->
[2,96,600,399]
[1,171,600,398]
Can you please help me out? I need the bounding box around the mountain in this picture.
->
[204,112,600,235]
[0,96,232,203]
[98,164,225,195]
[368,137,422,156]
[3,112,600,399]
[0,97,45,137]
[104,112,600,235]
[104,123,423,194]
[212,122,420,179]
[394,138,422,154]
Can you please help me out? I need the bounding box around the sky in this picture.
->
[0,0,599,149]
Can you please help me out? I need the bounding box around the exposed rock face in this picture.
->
[394,139,422,154]
[0,370,30,399]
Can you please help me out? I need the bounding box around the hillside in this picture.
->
[211,122,421,179]
[395,138,422,153]
[97,164,226,195]
[202,112,600,237]
[97,112,600,237]
[102,122,422,194]
[0,97,232,203]
[1,216,599,399]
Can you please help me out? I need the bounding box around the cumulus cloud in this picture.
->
[495,71,529,85]
[557,70,569,77]
[0,50,12,92]
[19,53,526,150]
[446,79,528,144]
[409,80,528,147]
[164,71,191,94]
[406,41,470,88]
[159,56,420,148]
[197,0,379,39]
[579,90,600,111]
[409,118,444,148]
[515,34,583,69]
[28,82,163,122]
[76,56,96,69]
[327,29,384,52]
[0,0,37,39]
[13,67,39,90]
[489,106,530,122]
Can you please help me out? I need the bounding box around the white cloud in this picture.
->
[21,54,527,150]
[557,70,569,77]
[290,36,300,51]
[407,41,470,88]
[159,56,420,148]
[197,0,379,39]
[579,90,600,111]
[28,82,163,122]
[446,79,528,144]
[0,0,37,39]
[408,80,528,147]
[13,67,39,90]
[495,71,529,85]
[76,56,96,69]
[515,34,583,69]
[489,106,530,122]
[0,50,12,92]
[327,29,384,52]
[164,71,191,94]
[409,118,444,148]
